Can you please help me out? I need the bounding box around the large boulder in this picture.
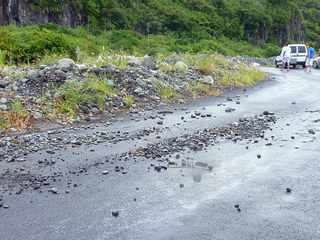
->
[175,61,188,74]
[142,55,156,69]
[56,58,75,71]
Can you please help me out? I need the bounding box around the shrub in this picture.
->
[105,30,142,53]
[0,24,281,65]
[0,25,77,64]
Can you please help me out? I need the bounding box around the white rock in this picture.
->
[200,75,215,85]
[76,64,88,72]
[0,104,7,111]
[11,84,18,91]
[142,55,155,68]
[175,61,188,73]
[33,112,43,119]
[56,58,75,70]
[0,97,8,104]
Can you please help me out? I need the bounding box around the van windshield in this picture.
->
[298,46,306,53]
[290,46,297,53]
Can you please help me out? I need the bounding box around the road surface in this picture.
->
[1,68,320,240]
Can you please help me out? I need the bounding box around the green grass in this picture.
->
[219,65,266,88]
[159,63,176,73]
[39,53,70,65]
[0,50,5,66]
[10,99,27,114]
[82,51,129,69]
[0,99,32,131]
[123,95,135,108]
[0,114,8,130]
[7,71,27,81]
[183,54,267,89]
[188,81,222,97]
[0,25,280,65]
[55,75,117,119]
[155,82,178,101]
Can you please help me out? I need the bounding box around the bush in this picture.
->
[105,30,143,53]
[0,25,76,64]
[0,24,281,65]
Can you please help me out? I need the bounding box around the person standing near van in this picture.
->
[306,44,315,72]
[282,43,291,71]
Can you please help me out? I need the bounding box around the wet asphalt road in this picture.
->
[1,68,320,240]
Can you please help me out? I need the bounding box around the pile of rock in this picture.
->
[0,54,257,127]
[23,58,81,95]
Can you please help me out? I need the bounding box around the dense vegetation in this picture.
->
[1,0,320,64]
[0,25,279,64]
[28,0,320,43]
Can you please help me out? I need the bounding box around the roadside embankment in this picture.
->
[0,54,268,134]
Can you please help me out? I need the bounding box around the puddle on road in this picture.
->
[192,172,202,183]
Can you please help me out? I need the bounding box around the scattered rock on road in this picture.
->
[234,204,241,212]
[112,211,120,217]
[308,129,316,135]
[48,188,58,194]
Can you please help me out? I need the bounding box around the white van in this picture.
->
[275,44,307,68]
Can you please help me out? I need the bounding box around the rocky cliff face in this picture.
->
[246,17,305,45]
[0,0,87,26]
[0,0,306,45]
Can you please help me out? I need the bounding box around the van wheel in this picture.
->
[292,64,296,69]
[302,64,306,68]
[313,61,318,69]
